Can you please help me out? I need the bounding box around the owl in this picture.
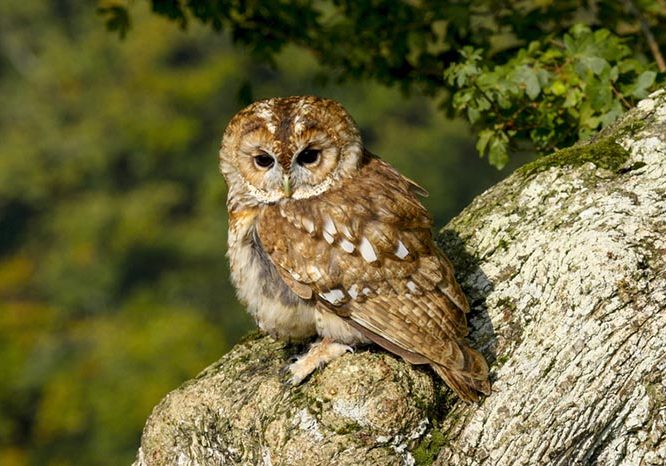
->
[219,96,490,402]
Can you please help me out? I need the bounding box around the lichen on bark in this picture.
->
[134,89,666,466]
[435,88,666,466]
[134,336,437,466]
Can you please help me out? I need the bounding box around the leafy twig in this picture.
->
[611,82,632,109]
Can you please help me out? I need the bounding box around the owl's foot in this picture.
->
[287,337,353,385]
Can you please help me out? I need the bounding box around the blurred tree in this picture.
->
[0,0,527,465]
[102,0,666,167]
[1,2,242,464]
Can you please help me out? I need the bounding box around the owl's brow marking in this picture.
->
[254,101,277,134]
[276,116,293,142]
[293,116,317,134]
[240,121,263,136]
[293,117,305,134]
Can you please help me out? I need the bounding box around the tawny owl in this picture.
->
[219,96,490,402]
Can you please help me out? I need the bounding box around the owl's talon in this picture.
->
[283,338,354,387]
[286,357,314,386]
[279,364,291,377]
[288,373,309,386]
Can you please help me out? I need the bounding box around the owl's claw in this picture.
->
[280,356,306,386]
[279,363,291,377]
[283,338,353,386]
[287,365,310,386]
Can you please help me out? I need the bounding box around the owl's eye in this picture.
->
[296,149,320,166]
[253,153,275,169]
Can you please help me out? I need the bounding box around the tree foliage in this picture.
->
[102,0,666,167]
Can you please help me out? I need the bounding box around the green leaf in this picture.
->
[564,88,582,108]
[467,106,481,124]
[579,102,601,130]
[630,71,657,98]
[575,56,608,77]
[475,96,491,111]
[475,129,494,156]
[550,81,567,96]
[585,57,608,75]
[488,135,509,169]
[526,76,541,99]
[587,79,612,111]
[513,66,541,100]
[600,100,624,127]
[570,23,591,38]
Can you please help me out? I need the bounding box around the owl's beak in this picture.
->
[282,175,292,197]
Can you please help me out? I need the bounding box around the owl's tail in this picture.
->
[432,343,491,402]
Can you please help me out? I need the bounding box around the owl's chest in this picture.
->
[227,211,317,340]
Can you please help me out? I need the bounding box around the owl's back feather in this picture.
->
[257,153,490,401]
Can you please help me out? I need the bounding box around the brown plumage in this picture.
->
[220,96,490,401]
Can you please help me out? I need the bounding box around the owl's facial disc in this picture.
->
[220,96,365,205]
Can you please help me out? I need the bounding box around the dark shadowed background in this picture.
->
[0,2,535,464]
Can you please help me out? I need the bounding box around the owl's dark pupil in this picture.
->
[296,149,320,165]
[254,154,274,168]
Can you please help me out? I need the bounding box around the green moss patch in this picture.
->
[517,137,630,177]
[412,429,447,466]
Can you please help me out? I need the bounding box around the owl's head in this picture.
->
[220,96,363,209]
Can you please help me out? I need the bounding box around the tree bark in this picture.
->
[133,89,666,466]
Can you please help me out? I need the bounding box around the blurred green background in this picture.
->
[0,1,532,464]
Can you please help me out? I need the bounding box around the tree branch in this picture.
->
[625,0,666,72]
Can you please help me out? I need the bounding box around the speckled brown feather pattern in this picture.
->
[256,155,480,371]
[220,96,490,401]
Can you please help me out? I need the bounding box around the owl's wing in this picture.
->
[256,155,472,369]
